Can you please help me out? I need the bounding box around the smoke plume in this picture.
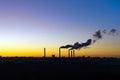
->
[109,29,118,35]
[60,28,118,50]
[60,45,73,48]
[92,28,118,43]
[102,29,107,34]
[71,39,92,50]
[93,30,102,43]
[60,39,92,50]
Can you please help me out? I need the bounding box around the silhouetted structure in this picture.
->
[68,49,75,58]
[68,49,70,57]
[73,50,75,57]
[59,48,61,58]
[44,48,46,58]
[52,54,55,58]
[70,50,73,57]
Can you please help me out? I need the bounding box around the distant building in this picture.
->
[52,54,55,58]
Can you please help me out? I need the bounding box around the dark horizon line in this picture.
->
[0,56,120,59]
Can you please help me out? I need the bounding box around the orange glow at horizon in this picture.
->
[0,36,119,57]
[0,46,119,58]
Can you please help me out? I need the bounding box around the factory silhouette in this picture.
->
[43,39,92,58]
[43,48,75,58]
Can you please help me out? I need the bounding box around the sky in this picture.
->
[0,0,120,57]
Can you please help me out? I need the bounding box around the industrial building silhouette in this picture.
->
[43,48,76,58]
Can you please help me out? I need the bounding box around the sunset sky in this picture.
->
[0,0,120,57]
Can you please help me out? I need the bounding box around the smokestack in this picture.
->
[59,48,61,58]
[68,49,70,57]
[73,50,75,57]
[44,48,46,58]
[71,50,73,58]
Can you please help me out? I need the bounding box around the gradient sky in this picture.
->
[0,0,120,57]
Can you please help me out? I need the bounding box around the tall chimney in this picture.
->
[73,50,75,57]
[68,49,70,58]
[71,50,73,58]
[59,48,61,58]
[44,48,46,58]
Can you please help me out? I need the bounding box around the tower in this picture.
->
[68,49,70,57]
[59,48,61,58]
[44,48,46,58]
[70,50,73,58]
[73,50,75,57]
